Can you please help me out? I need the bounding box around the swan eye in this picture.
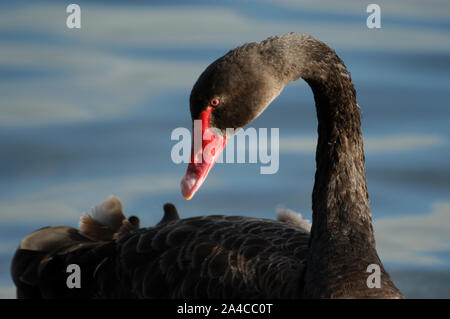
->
[210,98,220,107]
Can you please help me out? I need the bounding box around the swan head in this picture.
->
[181,41,284,200]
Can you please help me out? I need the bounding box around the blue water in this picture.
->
[0,0,449,298]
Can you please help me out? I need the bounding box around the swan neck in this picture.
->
[306,66,403,297]
[261,34,403,297]
[264,35,374,238]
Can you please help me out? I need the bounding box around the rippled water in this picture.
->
[0,0,449,298]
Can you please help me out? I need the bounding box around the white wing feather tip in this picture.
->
[79,195,125,235]
[90,195,125,228]
[276,207,311,232]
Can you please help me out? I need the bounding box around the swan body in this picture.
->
[13,199,310,298]
[11,33,404,298]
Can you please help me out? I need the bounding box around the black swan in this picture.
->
[11,33,404,298]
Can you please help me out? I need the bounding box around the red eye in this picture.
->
[210,98,220,107]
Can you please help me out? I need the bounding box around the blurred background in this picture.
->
[1,0,449,298]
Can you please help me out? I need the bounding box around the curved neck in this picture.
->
[261,35,403,298]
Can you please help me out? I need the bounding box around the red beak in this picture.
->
[181,107,226,200]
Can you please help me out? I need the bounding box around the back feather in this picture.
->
[276,207,311,232]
